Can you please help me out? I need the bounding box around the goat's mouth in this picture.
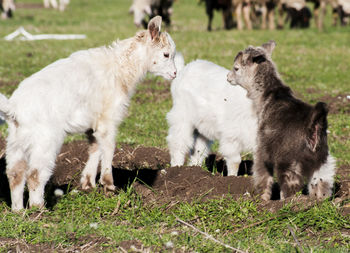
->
[166,73,176,80]
[226,72,237,85]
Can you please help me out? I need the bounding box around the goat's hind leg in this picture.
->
[166,115,194,167]
[6,148,27,211]
[27,134,63,209]
[219,140,242,176]
[188,131,212,166]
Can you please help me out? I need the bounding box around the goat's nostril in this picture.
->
[174,71,177,76]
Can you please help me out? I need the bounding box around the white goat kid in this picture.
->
[0,16,177,211]
[167,55,257,176]
[43,0,70,11]
[129,0,154,27]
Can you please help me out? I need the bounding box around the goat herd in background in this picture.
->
[0,0,69,19]
[127,0,350,30]
[201,0,350,31]
[0,13,336,211]
[1,0,350,30]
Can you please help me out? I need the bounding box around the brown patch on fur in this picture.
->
[135,31,146,42]
[121,82,129,95]
[101,173,113,186]
[101,173,115,193]
[82,175,93,190]
[7,160,27,189]
[27,169,39,191]
[13,119,19,128]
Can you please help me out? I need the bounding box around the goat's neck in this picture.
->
[252,70,287,116]
[112,39,149,96]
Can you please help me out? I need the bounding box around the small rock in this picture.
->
[171,231,179,236]
[165,241,174,249]
[89,222,98,229]
[243,191,251,196]
[54,188,64,197]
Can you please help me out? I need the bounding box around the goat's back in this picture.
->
[170,59,257,143]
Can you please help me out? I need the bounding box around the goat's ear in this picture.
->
[262,40,276,56]
[234,51,243,63]
[252,54,266,64]
[306,102,328,152]
[148,16,162,40]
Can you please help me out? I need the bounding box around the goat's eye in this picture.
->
[164,53,169,58]
[234,67,239,71]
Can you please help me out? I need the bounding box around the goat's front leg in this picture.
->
[252,156,274,201]
[243,1,252,30]
[95,122,116,193]
[260,5,267,29]
[81,130,101,190]
[235,2,243,30]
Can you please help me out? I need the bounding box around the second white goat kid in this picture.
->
[167,55,257,176]
[0,16,177,211]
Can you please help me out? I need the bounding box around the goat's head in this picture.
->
[227,40,276,93]
[142,16,177,80]
[129,2,152,27]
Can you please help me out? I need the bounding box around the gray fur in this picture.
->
[227,41,334,200]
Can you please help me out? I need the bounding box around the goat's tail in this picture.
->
[0,93,10,121]
[307,102,329,152]
[174,51,185,75]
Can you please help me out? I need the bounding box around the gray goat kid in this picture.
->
[227,41,335,201]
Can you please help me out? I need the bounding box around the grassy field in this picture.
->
[0,0,349,252]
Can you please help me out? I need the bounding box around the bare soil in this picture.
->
[318,94,350,115]
[303,88,350,115]
[0,137,349,211]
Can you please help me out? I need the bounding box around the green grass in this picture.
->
[0,0,349,251]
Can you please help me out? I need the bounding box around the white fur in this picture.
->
[129,0,155,27]
[43,0,70,11]
[167,55,257,176]
[308,154,336,198]
[0,17,177,211]
[1,0,15,19]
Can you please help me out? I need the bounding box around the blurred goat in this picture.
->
[43,0,70,12]
[0,0,15,19]
[129,0,174,28]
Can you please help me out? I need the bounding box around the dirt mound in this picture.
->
[134,165,255,205]
[0,137,349,213]
[319,94,350,114]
